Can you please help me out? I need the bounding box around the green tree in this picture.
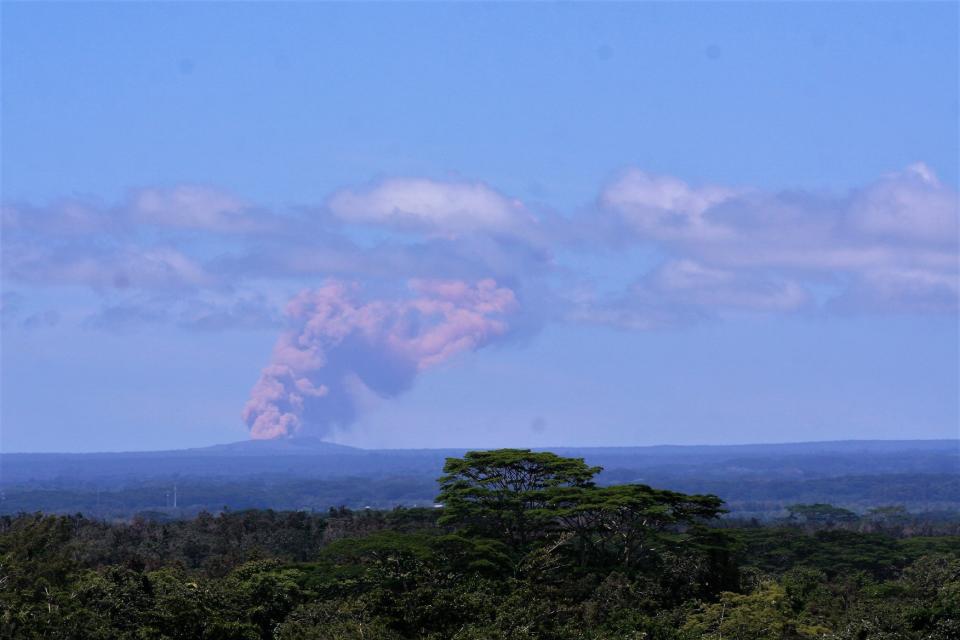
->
[437,449,600,550]
[552,483,726,568]
[683,581,830,640]
[786,504,857,527]
[276,600,400,640]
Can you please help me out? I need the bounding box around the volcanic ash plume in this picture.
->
[243,279,518,439]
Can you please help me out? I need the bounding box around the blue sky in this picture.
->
[2,2,957,452]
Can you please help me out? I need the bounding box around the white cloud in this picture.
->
[646,260,810,312]
[848,163,959,244]
[328,178,536,235]
[4,243,215,291]
[599,164,959,314]
[599,169,740,243]
[130,185,265,233]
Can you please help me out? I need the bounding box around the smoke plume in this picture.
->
[243,278,518,439]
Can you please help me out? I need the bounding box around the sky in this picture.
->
[1,2,957,452]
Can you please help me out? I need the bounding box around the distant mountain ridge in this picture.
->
[190,437,360,456]
[2,439,956,487]
[2,439,956,519]
[4,437,956,457]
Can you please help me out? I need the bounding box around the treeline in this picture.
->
[0,476,439,519]
[4,472,958,522]
[1,449,958,639]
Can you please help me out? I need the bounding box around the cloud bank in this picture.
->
[591,163,958,324]
[2,164,957,438]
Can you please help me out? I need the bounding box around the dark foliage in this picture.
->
[1,449,957,639]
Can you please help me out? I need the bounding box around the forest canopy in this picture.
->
[1,449,958,639]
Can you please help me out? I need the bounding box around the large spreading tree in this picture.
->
[437,449,727,567]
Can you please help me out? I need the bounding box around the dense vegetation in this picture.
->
[5,472,957,522]
[2,449,958,639]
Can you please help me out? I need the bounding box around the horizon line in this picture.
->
[3,437,957,457]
